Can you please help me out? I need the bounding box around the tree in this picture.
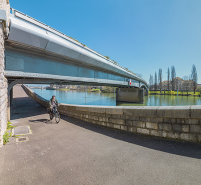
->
[183,76,189,91]
[149,74,152,90]
[191,64,198,94]
[149,74,153,90]
[154,72,157,90]
[171,66,176,90]
[167,67,170,91]
[176,77,179,91]
[158,68,162,93]
[136,73,143,78]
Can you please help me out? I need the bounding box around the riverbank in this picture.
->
[23,84,201,145]
[56,88,70,91]
[2,85,201,185]
[56,88,101,92]
[55,88,115,93]
[88,89,100,92]
[149,91,201,97]
[101,87,116,93]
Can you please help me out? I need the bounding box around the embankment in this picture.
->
[22,85,201,143]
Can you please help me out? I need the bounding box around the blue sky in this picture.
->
[10,0,201,83]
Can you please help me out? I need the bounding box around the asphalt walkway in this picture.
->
[0,85,201,185]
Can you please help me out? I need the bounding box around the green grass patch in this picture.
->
[87,89,100,92]
[56,88,69,91]
[90,89,100,92]
[149,90,201,96]
[14,135,21,138]
[149,91,161,94]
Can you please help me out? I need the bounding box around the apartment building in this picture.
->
[160,77,194,91]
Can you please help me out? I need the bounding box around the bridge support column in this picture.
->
[0,0,10,146]
[144,89,148,96]
[116,87,144,103]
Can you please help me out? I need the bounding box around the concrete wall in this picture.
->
[22,85,201,144]
[0,0,10,146]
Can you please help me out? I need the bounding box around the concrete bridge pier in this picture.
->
[0,0,10,146]
[116,87,144,103]
[144,89,148,96]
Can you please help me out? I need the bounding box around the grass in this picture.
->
[88,89,100,92]
[149,90,201,96]
[14,135,21,138]
[3,122,15,145]
[56,88,69,91]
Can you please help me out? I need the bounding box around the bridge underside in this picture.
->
[5,43,143,89]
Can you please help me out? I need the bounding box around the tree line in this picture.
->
[149,64,198,93]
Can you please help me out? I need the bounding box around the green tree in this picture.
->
[158,68,162,93]
[171,66,176,90]
[191,64,198,94]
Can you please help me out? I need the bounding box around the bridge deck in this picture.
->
[5,9,148,89]
[0,86,201,185]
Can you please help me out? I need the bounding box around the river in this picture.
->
[32,89,201,106]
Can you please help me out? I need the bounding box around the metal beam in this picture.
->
[5,71,141,88]
[7,79,48,95]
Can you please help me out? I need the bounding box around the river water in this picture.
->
[32,89,201,106]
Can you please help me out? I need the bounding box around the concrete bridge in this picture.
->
[5,8,148,94]
[0,2,201,184]
[0,0,149,145]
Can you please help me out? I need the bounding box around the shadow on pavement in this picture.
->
[29,119,55,124]
[11,96,47,120]
[60,115,201,160]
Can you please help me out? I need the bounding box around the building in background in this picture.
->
[160,77,195,91]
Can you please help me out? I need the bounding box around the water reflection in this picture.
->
[33,89,201,106]
[117,95,201,106]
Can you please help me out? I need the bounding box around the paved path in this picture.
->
[0,85,201,185]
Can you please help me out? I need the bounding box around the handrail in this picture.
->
[10,8,148,87]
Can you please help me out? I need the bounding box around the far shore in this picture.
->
[55,88,114,93]
[149,90,201,97]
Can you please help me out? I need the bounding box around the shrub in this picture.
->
[3,122,15,145]
[7,122,15,130]
[3,131,10,145]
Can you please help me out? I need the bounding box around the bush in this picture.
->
[3,122,14,145]
[7,122,15,130]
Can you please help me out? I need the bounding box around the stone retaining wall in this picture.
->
[22,85,201,143]
[0,0,10,146]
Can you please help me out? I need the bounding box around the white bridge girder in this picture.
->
[5,8,148,90]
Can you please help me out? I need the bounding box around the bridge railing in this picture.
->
[10,8,148,88]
